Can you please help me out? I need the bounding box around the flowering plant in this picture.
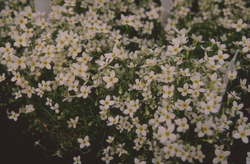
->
[1,0,250,163]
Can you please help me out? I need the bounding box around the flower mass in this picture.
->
[1,0,250,163]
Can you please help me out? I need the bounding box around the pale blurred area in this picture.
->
[34,0,52,18]
[160,0,171,25]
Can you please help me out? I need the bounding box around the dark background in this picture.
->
[0,105,71,164]
[0,106,106,164]
[1,102,250,164]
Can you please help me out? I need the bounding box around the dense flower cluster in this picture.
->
[1,0,250,163]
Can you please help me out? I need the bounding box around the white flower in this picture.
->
[106,136,114,143]
[104,45,119,63]
[162,85,174,98]
[167,41,182,55]
[213,149,230,164]
[46,97,52,106]
[96,23,109,33]
[191,34,204,43]
[103,70,118,88]
[243,39,250,53]
[13,33,27,47]
[77,85,91,98]
[35,17,48,29]
[21,86,35,98]
[233,125,250,143]
[200,99,218,114]
[134,158,146,164]
[39,57,52,69]
[123,102,136,118]
[101,153,113,164]
[0,73,6,82]
[179,6,190,16]
[144,71,156,83]
[56,150,63,158]
[232,101,244,112]
[177,99,192,111]
[11,56,27,70]
[177,83,190,96]
[77,136,90,148]
[73,155,81,164]
[0,42,14,55]
[180,68,191,77]
[42,80,52,91]
[73,63,88,77]
[34,140,40,146]
[146,9,159,20]
[195,148,206,163]
[26,58,39,72]
[56,73,66,85]
[107,115,119,126]
[14,90,22,99]
[227,70,237,80]
[157,124,176,143]
[99,95,115,109]
[149,114,162,130]
[231,19,247,32]
[195,120,214,137]
[11,71,21,83]
[25,104,35,113]
[70,116,79,129]
[190,74,204,88]
[8,111,20,121]
[142,90,152,100]
[246,152,250,164]
[214,50,229,65]
[159,109,175,126]
[68,80,79,92]
[174,117,189,132]
[135,123,148,136]
[51,103,59,113]
[121,14,134,26]
[240,79,247,90]
[152,156,164,164]
[15,14,28,29]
